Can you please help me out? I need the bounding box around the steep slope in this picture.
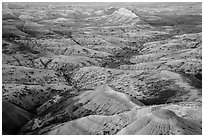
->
[20,85,144,134]
[2,13,27,38]
[3,84,72,113]
[121,33,202,75]
[2,101,33,135]
[3,24,27,38]
[23,102,201,135]
[117,108,201,135]
[104,8,140,24]
[2,64,73,114]
[86,7,142,26]
[71,66,201,105]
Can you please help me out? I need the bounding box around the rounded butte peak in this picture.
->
[151,109,178,120]
[117,108,201,135]
[115,7,138,18]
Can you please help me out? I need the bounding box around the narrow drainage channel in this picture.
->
[99,47,141,69]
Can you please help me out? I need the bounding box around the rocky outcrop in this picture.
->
[100,8,140,25]
[87,7,141,26]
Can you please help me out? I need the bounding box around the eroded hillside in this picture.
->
[2,2,202,135]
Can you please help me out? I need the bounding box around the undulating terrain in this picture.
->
[2,2,202,135]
